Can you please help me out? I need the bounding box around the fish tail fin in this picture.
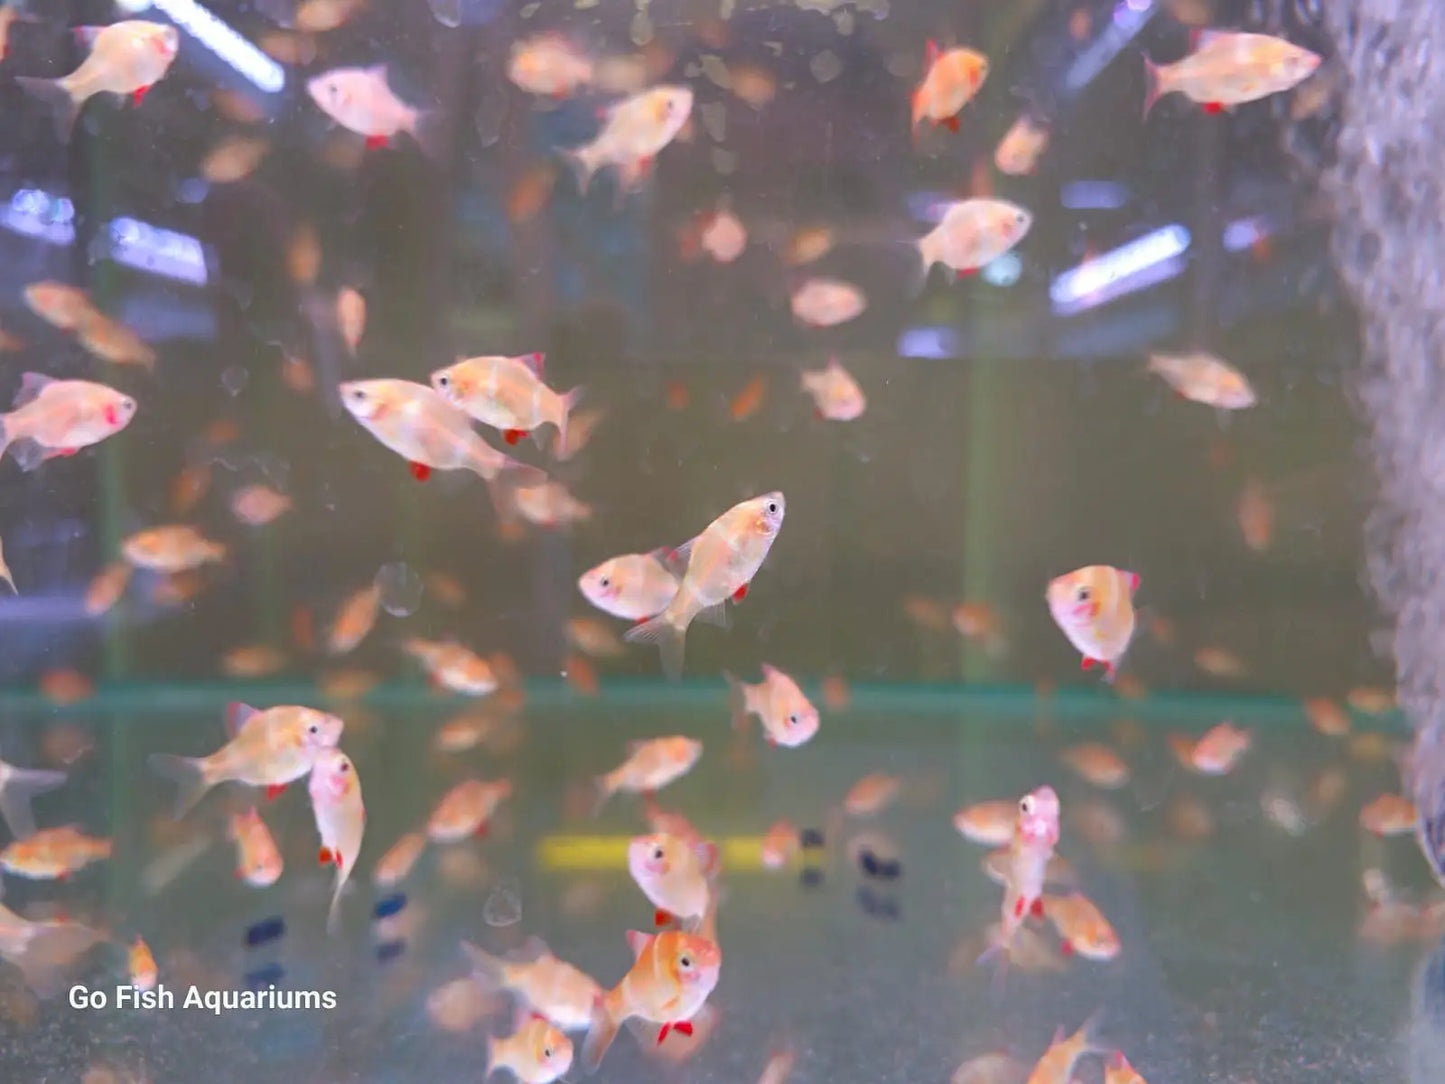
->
[408,107,445,162]
[562,144,600,195]
[1076,1008,1108,1055]
[623,611,687,681]
[147,754,213,820]
[461,939,506,992]
[0,413,11,467]
[723,671,750,733]
[326,884,344,935]
[17,77,79,142]
[590,772,615,818]
[581,991,622,1074]
[0,766,67,840]
[552,386,585,456]
[1142,56,1165,119]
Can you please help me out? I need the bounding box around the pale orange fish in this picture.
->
[1041,893,1120,961]
[952,1052,1027,1084]
[306,67,426,150]
[595,737,703,812]
[912,42,988,132]
[0,756,66,840]
[952,602,1008,657]
[578,550,680,621]
[221,644,287,678]
[213,86,267,123]
[508,34,593,97]
[1025,1014,1105,1084]
[229,805,283,887]
[508,163,560,227]
[341,378,546,487]
[728,62,777,108]
[336,288,366,355]
[566,617,625,659]
[725,666,820,748]
[1105,1051,1149,1084]
[23,281,99,332]
[39,668,94,705]
[308,748,363,933]
[128,937,158,991]
[821,673,851,710]
[282,353,316,393]
[0,825,111,880]
[729,375,767,422]
[153,569,207,607]
[287,223,322,285]
[625,493,786,679]
[563,86,694,193]
[295,0,366,33]
[761,819,799,869]
[1144,31,1320,116]
[372,831,426,888]
[121,525,225,574]
[1236,477,1273,551]
[800,358,866,421]
[553,404,605,461]
[464,935,604,1032]
[431,353,582,452]
[148,702,344,818]
[845,773,901,817]
[990,787,1061,961]
[0,325,22,353]
[698,209,747,263]
[328,585,379,655]
[427,975,502,1033]
[18,22,180,140]
[918,199,1032,278]
[260,30,316,66]
[628,832,719,928]
[1148,353,1255,409]
[231,484,292,527]
[1360,794,1415,837]
[1194,645,1246,678]
[403,638,498,696]
[513,482,593,529]
[1069,798,1127,848]
[427,778,512,842]
[954,800,1016,847]
[665,380,690,410]
[423,571,467,608]
[1347,686,1395,714]
[995,114,1050,175]
[1113,674,1148,701]
[170,462,211,515]
[581,929,722,1070]
[1190,722,1252,775]
[486,1015,573,1083]
[77,313,156,370]
[317,667,380,700]
[1059,744,1129,790]
[1165,792,1215,841]
[791,278,866,328]
[433,711,512,754]
[757,1047,797,1084]
[565,653,599,696]
[904,595,952,632]
[1046,565,1139,679]
[1304,696,1350,737]
[200,135,269,183]
[0,374,137,470]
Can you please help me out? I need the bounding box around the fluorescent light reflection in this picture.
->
[133,0,286,93]
[1051,224,1190,315]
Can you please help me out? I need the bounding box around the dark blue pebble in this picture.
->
[244,916,286,948]
[375,939,407,964]
[373,893,407,919]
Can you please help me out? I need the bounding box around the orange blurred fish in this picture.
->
[554,404,605,461]
[231,484,292,526]
[581,929,722,1070]
[125,938,158,993]
[904,595,952,633]
[727,62,777,108]
[200,135,269,183]
[578,550,680,621]
[1237,477,1273,551]
[1144,31,1320,116]
[1148,353,1255,409]
[844,773,901,817]
[954,800,1016,847]
[1059,744,1129,790]
[1347,686,1395,714]
[952,602,1007,657]
[791,279,866,328]
[782,226,834,267]
[625,493,785,679]
[1360,794,1415,837]
[1304,696,1351,737]
[1194,645,1246,678]
[918,199,1032,279]
[39,668,93,704]
[170,462,211,516]
[628,832,719,929]
[800,358,866,421]
[423,571,467,608]
[404,638,498,696]
[565,653,599,696]
[725,666,819,748]
[952,1052,1027,1084]
[23,281,99,332]
[431,353,583,452]
[995,115,1049,175]
[486,1015,573,1083]
[1105,1051,1149,1084]
[221,644,287,678]
[287,223,321,285]
[0,375,137,470]
[1025,1014,1105,1084]
[148,702,344,818]
[729,376,767,422]
[328,585,380,655]
[464,935,604,1032]
[912,42,988,133]
[18,22,180,140]
[372,831,426,888]
[761,820,799,870]
[121,525,225,574]
[757,1047,797,1084]
[1189,722,1252,775]
[77,313,156,370]
[1040,893,1120,961]
[1046,565,1139,680]
[0,825,111,880]
[595,737,703,812]
[508,34,593,98]
[229,805,283,887]
[513,483,593,529]
[308,748,364,933]
[427,778,511,843]
[821,673,850,710]
[508,164,558,225]
[566,617,625,659]
[295,0,366,33]
[336,288,366,355]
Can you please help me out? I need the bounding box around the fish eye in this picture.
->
[1019,795,1035,815]
[598,575,610,588]
[349,387,367,401]
[1075,586,1091,602]
[679,955,692,968]
[652,845,664,860]
[787,713,798,726]
[437,374,449,387]
[766,500,778,515]
[339,761,350,772]
[121,397,135,411]
[543,1047,553,1059]
[308,723,320,735]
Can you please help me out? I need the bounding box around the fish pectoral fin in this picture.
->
[695,601,730,630]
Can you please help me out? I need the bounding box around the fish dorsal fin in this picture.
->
[515,352,545,377]
[925,39,940,66]
[625,930,654,960]
[14,372,55,409]
[512,935,550,963]
[661,539,695,578]
[759,663,778,680]
[366,63,389,82]
[693,840,719,879]
[225,701,261,739]
[981,847,1009,885]
[1122,570,1141,595]
[73,26,106,50]
[1191,28,1225,51]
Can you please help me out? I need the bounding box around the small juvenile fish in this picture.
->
[148,702,344,818]
[728,375,767,423]
[845,773,901,817]
[952,1052,1027,1084]
[77,313,157,370]
[23,281,99,331]
[513,483,593,529]
[340,378,545,487]
[912,41,988,133]
[200,135,270,184]
[554,404,605,461]
[427,778,512,842]
[328,585,379,655]
[0,825,111,880]
[294,0,366,32]
[1148,352,1256,409]
[0,756,66,839]
[121,525,226,574]
[1237,477,1273,552]
[1360,794,1416,837]
[464,936,604,1032]
[18,21,181,140]
[1105,1051,1149,1084]
[917,199,1032,279]
[625,493,786,679]
[595,737,703,812]
[336,288,366,355]
[800,358,866,421]
[628,832,719,929]
[952,602,1008,658]
[309,748,363,933]
[783,225,835,267]
[563,85,693,193]
[791,279,866,328]
[307,66,426,150]
[404,638,498,696]
[1144,31,1320,117]
[757,1048,798,1084]
[229,806,283,887]
[487,1015,574,1083]
[1348,686,1395,714]
[231,484,293,527]
[431,353,583,452]
[581,929,722,1070]
[129,937,158,991]
[565,653,599,696]
[578,550,680,621]
[953,800,1016,847]
[724,666,820,748]
[1025,1014,1105,1084]
[1194,645,1246,679]
[761,819,799,869]
[566,617,625,659]
[1046,565,1139,680]
[508,34,593,98]
[1189,722,1252,776]
[0,374,137,470]
[1059,744,1129,790]
[372,830,426,887]
[995,115,1049,175]
[697,209,748,263]
[1040,893,1120,961]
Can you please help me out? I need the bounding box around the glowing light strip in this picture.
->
[108,217,209,286]
[1050,224,1190,308]
[0,188,74,244]
[536,835,778,871]
[148,0,286,93]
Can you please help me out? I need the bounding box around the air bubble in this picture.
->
[221,366,249,397]
[483,877,522,926]
[427,0,462,27]
[811,51,842,84]
[374,562,423,617]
